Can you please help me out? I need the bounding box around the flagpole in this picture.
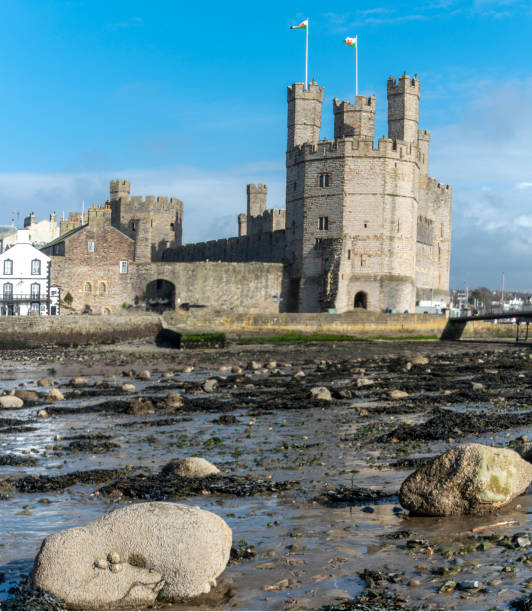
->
[305,20,309,89]
[355,37,358,98]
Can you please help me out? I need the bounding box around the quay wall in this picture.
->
[0,311,515,348]
[0,313,161,348]
[163,311,510,340]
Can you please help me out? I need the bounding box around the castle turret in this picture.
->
[333,96,376,141]
[287,81,323,150]
[247,183,268,217]
[238,213,247,237]
[387,74,420,142]
[110,179,131,201]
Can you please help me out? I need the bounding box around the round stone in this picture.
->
[107,551,121,564]
[94,558,108,570]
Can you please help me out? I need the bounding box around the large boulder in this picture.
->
[161,457,220,478]
[32,502,232,607]
[0,396,23,409]
[399,443,532,516]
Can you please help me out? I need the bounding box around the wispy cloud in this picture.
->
[430,77,532,288]
[105,17,143,31]
[0,163,284,244]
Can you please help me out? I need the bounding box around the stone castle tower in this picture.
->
[285,74,452,313]
[163,72,452,314]
[108,179,184,262]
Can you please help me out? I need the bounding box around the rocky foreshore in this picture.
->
[2,338,532,609]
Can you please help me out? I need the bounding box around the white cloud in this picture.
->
[0,164,285,244]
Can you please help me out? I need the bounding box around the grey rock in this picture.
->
[161,457,220,478]
[32,502,231,605]
[14,389,39,401]
[0,396,24,409]
[399,443,532,516]
[203,379,218,393]
[310,386,332,401]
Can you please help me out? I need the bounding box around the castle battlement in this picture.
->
[124,195,184,211]
[387,73,420,95]
[288,135,425,163]
[287,80,323,102]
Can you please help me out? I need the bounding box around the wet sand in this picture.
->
[1,338,532,610]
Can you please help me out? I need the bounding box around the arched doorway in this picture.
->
[354,291,368,309]
[145,279,175,312]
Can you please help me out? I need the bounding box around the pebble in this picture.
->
[408,579,420,587]
[137,370,151,380]
[121,384,135,392]
[182,366,194,373]
[109,563,124,573]
[37,409,48,418]
[94,558,109,570]
[459,580,480,590]
[107,551,121,564]
[47,388,65,402]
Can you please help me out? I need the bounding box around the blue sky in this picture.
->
[0,0,531,290]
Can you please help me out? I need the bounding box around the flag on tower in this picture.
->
[344,36,357,47]
[344,36,359,98]
[290,19,308,29]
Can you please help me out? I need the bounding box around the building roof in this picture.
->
[41,224,87,249]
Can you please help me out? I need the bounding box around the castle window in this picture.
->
[31,259,41,275]
[88,241,95,252]
[347,249,351,260]
[364,222,368,229]
[170,223,175,231]
[3,259,12,275]
[98,282,107,294]
[314,238,323,250]
[360,254,366,267]
[293,182,297,191]
[120,261,128,274]
[84,282,92,293]
[318,216,329,231]
[319,174,330,188]
[130,222,136,232]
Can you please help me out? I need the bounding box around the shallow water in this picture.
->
[1,344,532,610]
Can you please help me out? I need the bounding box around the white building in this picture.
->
[0,213,59,252]
[0,243,60,316]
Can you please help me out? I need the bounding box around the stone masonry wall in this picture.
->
[163,231,286,263]
[132,261,288,313]
[45,214,135,313]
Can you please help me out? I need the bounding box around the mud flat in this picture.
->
[1,338,532,610]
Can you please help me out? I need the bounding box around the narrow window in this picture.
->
[360,254,366,267]
[293,181,297,191]
[31,259,41,275]
[314,238,323,250]
[347,249,351,260]
[170,223,175,230]
[84,282,92,293]
[3,282,12,297]
[120,261,128,274]
[99,282,106,294]
[364,222,368,229]
[3,259,12,275]
[319,173,331,188]
[318,216,329,231]
[30,283,40,298]
[88,241,95,252]
[130,221,136,232]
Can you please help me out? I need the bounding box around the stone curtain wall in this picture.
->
[163,231,286,264]
[132,261,288,313]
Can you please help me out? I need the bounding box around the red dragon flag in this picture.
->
[290,19,308,29]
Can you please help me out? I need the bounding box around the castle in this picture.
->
[40,73,451,315]
[165,73,452,314]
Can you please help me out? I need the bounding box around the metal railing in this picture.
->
[0,294,50,302]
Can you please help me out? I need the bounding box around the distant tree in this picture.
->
[469,287,493,309]
[63,292,73,305]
